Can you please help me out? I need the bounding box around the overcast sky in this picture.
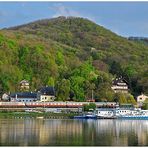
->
[0,2,148,37]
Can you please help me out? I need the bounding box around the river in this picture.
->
[0,118,148,146]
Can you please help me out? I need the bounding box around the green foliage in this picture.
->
[141,104,148,110]
[56,50,65,65]
[56,79,70,101]
[95,82,114,102]
[83,103,96,111]
[89,103,96,110]
[0,17,147,100]
[46,77,55,87]
[114,93,127,104]
[114,93,136,105]
[126,94,137,105]
[109,61,123,77]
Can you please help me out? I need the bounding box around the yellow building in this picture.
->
[37,86,55,102]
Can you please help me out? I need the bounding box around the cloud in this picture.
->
[0,10,7,17]
[50,3,96,22]
[0,10,8,23]
[51,3,80,18]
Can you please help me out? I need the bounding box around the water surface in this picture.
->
[0,118,148,146]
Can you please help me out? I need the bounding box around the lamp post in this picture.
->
[91,89,94,101]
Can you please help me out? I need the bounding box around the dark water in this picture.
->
[0,118,148,146]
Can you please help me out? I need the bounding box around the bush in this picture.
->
[141,103,148,110]
[83,103,96,111]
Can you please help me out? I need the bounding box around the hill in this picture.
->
[128,37,148,46]
[0,16,148,102]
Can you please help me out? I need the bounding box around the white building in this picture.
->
[111,77,129,93]
[10,92,37,102]
[2,93,9,101]
[137,94,148,103]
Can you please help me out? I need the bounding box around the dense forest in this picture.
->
[0,16,147,103]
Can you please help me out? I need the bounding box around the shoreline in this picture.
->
[0,111,78,119]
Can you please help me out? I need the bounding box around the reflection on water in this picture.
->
[0,118,148,146]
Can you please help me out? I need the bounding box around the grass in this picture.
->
[0,111,78,119]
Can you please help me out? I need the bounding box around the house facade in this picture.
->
[111,77,129,93]
[10,92,37,102]
[2,93,10,101]
[19,80,30,91]
[37,86,55,102]
[137,94,148,104]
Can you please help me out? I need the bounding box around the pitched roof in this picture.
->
[38,86,55,96]
[112,77,128,85]
[20,80,29,84]
[10,92,37,98]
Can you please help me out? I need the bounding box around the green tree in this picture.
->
[126,94,136,105]
[114,93,127,104]
[56,79,70,101]
[109,61,123,77]
[47,77,55,86]
[70,76,85,101]
[83,103,96,111]
[141,99,148,110]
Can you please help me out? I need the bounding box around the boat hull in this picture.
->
[74,115,97,119]
[97,116,117,119]
[117,116,148,120]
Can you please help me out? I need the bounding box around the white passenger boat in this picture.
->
[116,108,148,119]
[96,108,117,119]
[96,107,148,119]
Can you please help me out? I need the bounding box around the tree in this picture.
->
[109,61,123,77]
[123,65,136,92]
[56,50,65,65]
[84,80,95,100]
[70,76,85,101]
[95,83,114,102]
[83,103,96,112]
[141,99,148,110]
[56,79,70,101]
[114,93,127,104]
[126,94,136,105]
[47,77,55,86]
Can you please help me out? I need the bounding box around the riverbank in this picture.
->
[0,111,78,119]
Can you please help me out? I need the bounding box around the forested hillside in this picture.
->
[0,16,147,102]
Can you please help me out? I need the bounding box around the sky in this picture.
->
[0,2,148,37]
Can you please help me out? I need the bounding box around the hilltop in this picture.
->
[0,16,147,102]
